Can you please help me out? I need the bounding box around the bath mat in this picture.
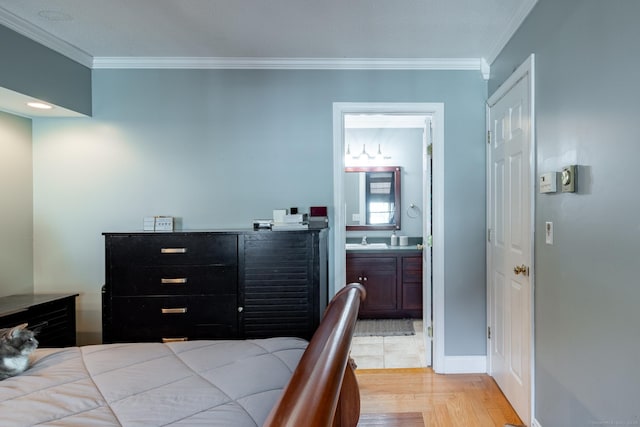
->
[354,319,415,337]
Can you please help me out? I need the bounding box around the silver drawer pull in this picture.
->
[161,307,187,314]
[161,278,188,284]
[161,248,187,254]
[162,337,188,343]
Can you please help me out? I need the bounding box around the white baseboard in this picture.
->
[441,355,487,374]
[532,419,542,427]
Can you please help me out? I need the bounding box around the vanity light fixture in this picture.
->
[346,144,387,160]
[27,101,53,110]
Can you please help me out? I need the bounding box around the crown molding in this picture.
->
[485,0,538,66]
[0,3,490,77]
[92,56,486,72]
[0,7,93,68]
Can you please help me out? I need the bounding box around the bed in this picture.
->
[0,283,366,427]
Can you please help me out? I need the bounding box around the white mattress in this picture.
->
[0,338,307,426]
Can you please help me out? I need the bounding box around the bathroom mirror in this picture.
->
[345,166,401,231]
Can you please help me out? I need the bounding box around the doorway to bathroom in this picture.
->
[350,318,428,369]
[332,102,444,370]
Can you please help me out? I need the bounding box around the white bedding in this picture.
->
[0,338,307,426]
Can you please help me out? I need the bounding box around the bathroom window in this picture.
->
[368,202,394,224]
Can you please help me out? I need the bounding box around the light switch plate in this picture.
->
[545,221,553,245]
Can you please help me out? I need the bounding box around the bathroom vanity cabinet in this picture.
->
[102,229,327,343]
[346,250,422,318]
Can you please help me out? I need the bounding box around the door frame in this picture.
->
[486,54,536,425]
[332,102,445,372]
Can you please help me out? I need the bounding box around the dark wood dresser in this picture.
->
[102,229,328,343]
[0,293,78,347]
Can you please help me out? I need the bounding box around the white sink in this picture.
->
[345,243,388,250]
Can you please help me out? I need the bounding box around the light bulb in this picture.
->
[27,101,53,110]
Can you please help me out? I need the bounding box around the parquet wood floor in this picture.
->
[356,368,523,427]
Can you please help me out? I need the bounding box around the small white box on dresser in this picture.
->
[154,216,174,232]
[143,216,174,232]
[143,217,156,231]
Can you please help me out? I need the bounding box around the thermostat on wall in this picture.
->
[539,172,557,193]
[561,165,577,193]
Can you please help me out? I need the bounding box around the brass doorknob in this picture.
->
[513,265,529,276]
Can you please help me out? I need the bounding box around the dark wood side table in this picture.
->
[0,293,78,347]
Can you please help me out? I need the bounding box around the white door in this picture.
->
[487,57,534,426]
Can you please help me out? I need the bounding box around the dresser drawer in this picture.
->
[109,296,238,342]
[110,265,237,296]
[107,234,237,266]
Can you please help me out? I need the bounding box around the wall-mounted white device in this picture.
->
[561,165,577,193]
[539,172,557,193]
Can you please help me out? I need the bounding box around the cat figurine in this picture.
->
[0,323,39,380]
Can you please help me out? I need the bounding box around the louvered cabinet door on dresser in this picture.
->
[240,229,328,341]
[102,229,328,343]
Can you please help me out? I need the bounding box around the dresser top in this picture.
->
[103,229,327,236]
[0,293,79,317]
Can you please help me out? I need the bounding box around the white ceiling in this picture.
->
[0,0,537,117]
[0,0,537,68]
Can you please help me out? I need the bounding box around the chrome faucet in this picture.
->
[361,236,368,245]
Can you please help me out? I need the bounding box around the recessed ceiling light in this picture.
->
[27,101,53,110]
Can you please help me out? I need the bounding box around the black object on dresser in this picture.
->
[102,229,328,343]
[0,293,78,347]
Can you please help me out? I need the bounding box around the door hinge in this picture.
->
[487,228,492,242]
[487,130,491,145]
[427,143,433,156]
[487,326,491,340]
[427,325,433,338]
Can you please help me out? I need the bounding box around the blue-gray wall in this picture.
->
[491,0,640,425]
[0,25,92,115]
[31,68,487,352]
[0,111,33,296]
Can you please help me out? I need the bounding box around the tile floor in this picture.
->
[350,320,428,369]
